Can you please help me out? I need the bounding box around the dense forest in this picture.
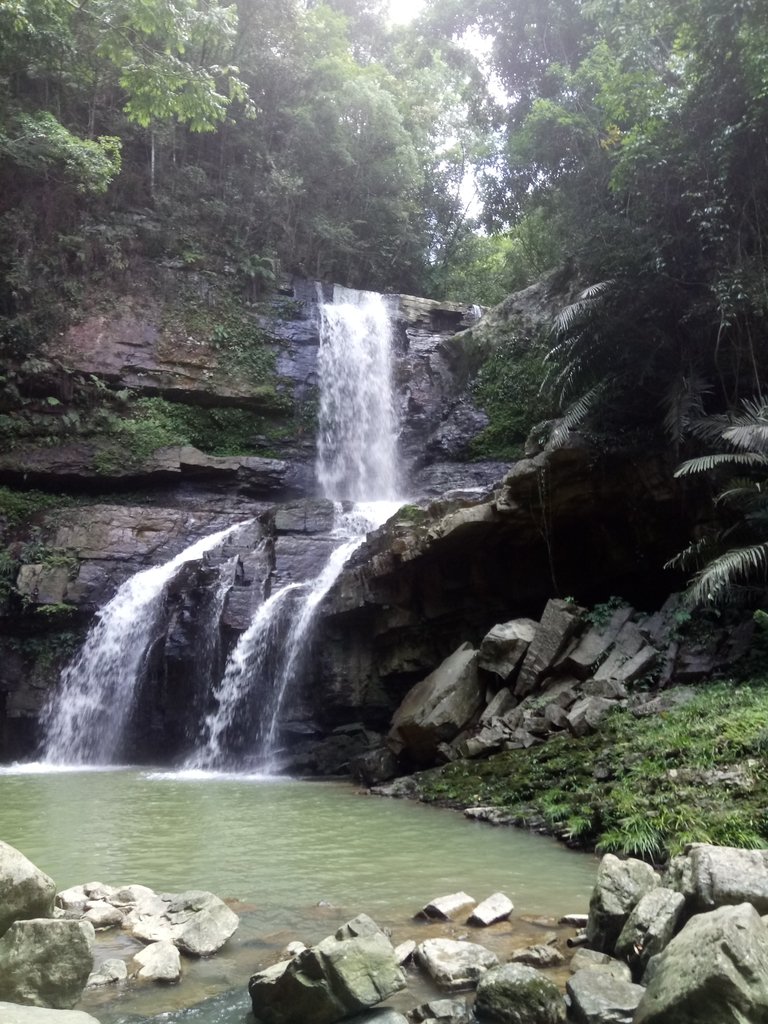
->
[2,0,768,598]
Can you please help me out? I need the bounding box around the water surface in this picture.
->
[0,768,597,1022]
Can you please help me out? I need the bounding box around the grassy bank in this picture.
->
[412,680,768,862]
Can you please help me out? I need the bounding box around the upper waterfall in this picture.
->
[315,286,400,501]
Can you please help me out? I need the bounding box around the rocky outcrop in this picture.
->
[57,882,238,957]
[586,855,660,954]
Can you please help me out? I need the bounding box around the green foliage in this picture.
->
[585,596,625,628]
[0,486,74,528]
[416,680,768,861]
[469,327,555,459]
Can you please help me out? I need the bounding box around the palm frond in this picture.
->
[674,453,768,477]
[687,543,768,605]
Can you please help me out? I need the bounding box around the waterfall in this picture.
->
[185,286,403,771]
[41,523,248,766]
[316,286,399,501]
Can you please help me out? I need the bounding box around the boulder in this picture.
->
[86,958,128,987]
[478,620,537,680]
[55,887,88,914]
[566,696,616,738]
[454,722,507,759]
[614,887,685,975]
[83,901,124,930]
[394,939,416,965]
[415,938,498,991]
[569,949,632,984]
[668,843,768,914]
[558,607,634,678]
[351,747,400,787]
[419,893,477,921]
[508,945,564,968]
[480,688,517,725]
[249,931,406,1024]
[335,913,388,941]
[0,918,94,1009]
[410,998,474,1022]
[132,940,182,982]
[0,1005,100,1024]
[586,854,659,954]
[468,893,514,927]
[566,969,644,1024]
[474,963,565,1023]
[389,644,484,762]
[0,841,57,937]
[635,903,768,1023]
[165,890,239,955]
[515,599,585,697]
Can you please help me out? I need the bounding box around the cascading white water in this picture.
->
[41,523,247,765]
[316,286,399,501]
[187,582,303,770]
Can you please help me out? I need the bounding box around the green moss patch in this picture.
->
[415,681,768,861]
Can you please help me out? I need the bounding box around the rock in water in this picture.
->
[0,841,56,937]
[419,892,477,921]
[634,903,768,1024]
[415,938,498,991]
[474,963,565,1023]
[249,930,406,1024]
[0,918,94,1009]
[468,892,514,926]
[132,940,182,982]
[165,890,239,955]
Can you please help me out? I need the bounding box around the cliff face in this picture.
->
[0,273,691,765]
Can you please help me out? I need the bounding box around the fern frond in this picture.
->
[662,373,712,445]
[675,453,768,476]
[665,536,717,571]
[721,423,768,454]
[687,543,768,605]
[553,281,614,335]
[549,385,602,449]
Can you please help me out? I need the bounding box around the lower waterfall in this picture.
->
[40,523,248,766]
